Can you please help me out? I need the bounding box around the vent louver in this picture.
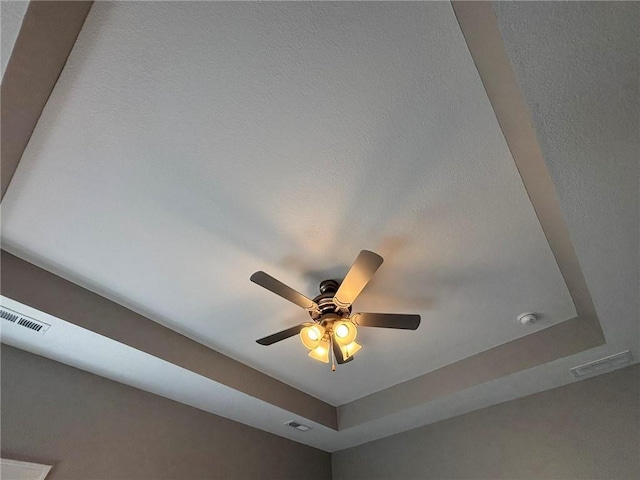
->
[285,420,311,432]
[0,306,50,334]
[570,350,633,379]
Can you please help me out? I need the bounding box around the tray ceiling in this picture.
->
[0,2,579,406]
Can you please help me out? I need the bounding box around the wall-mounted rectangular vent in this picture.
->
[570,350,633,379]
[0,306,50,334]
[285,420,311,432]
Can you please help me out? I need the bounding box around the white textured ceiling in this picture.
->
[0,0,28,78]
[1,0,638,453]
[0,1,577,406]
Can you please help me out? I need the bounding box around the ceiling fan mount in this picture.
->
[251,250,421,369]
[318,278,340,295]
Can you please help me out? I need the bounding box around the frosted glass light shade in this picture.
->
[308,337,330,363]
[338,341,362,360]
[300,325,325,350]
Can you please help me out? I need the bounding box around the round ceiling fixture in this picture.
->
[517,312,537,326]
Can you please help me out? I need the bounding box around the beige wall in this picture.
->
[4,344,638,480]
[332,364,640,480]
[1,346,331,480]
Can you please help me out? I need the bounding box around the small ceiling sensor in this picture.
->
[517,312,537,326]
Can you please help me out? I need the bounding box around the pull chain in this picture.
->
[330,335,336,372]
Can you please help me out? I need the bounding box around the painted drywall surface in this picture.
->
[494,2,639,359]
[332,364,640,480]
[0,252,338,432]
[0,1,576,406]
[0,346,331,480]
[0,0,28,78]
[0,0,636,458]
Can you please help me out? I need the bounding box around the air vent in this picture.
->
[570,350,633,379]
[285,420,311,432]
[0,306,50,334]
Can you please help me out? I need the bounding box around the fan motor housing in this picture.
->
[311,280,351,319]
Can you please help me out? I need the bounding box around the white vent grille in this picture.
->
[285,420,311,432]
[0,306,50,334]
[570,350,633,379]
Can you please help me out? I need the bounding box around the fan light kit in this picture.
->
[251,250,421,370]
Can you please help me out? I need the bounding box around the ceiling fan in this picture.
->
[251,250,421,370]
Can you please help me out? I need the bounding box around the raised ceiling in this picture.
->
[1,1,575,405]
[1,0,637,452]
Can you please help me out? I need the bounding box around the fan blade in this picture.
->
[250,271,319,312]
[332,338,354,364]
[333,250,384,308]
[256,324,306,346]
[352,312,421,330]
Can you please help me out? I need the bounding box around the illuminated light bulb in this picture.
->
[300,324,325,350]
[335,324,349,339]
[308,337,331,363]
[339,341,362,360]
[333,321,357,345]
